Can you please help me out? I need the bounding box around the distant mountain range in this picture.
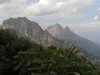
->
[2,17,76,48]
[46,23,100,55]
[1,17,100,65]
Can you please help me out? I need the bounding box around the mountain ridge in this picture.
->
[46,23,100,54]
[2,17,76,48]
[1,17,100,65]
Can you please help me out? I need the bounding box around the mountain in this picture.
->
[46,23,100,54]
[1,17,100,65]
[2,17,75,48]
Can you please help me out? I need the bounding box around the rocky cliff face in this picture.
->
[2,17,100,65]
[46,23,100,54]
[2,17,44,43]
[2,17,75,48]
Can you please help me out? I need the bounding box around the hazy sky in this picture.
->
[0,0,100,44]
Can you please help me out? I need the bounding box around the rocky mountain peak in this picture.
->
[2,17,40,29]
[55,23,62,26]
[64,26,71,32]
[54,23,63,30]
[47,24,100,55]
[47,23,72,33]
[2,17,29,28]
[46,23,64,37]
[2,17,44,41]
[17,17,27,19]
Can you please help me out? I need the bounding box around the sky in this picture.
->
[0,0,100,44]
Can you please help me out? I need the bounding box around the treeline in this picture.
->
[0,28,100,75]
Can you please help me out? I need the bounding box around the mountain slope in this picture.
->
[2,17,75,48]
[1,17,100,65]
[46,23,100,54]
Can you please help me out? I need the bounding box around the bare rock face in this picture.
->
[46,23,100,54]
[2,17,100,65]
[2,17,74,48]
[2,17,44,43]
[46,23,64,39]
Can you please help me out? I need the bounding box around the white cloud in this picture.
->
[0,0,11,4]
[94,15,100,20]
[95,8,100,13]
[21,0,95,19]
[62,21,100,33]
[0,0,27,17]
[0,0,96,20]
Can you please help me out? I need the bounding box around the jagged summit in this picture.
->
[1,17,74,48]
[47,23,72,33]
[55,23,62,27]
[17,17,27,19]
[55,23,60,25]
[46,24,100,54]
[2,17,39,29]
[46,24,73,40]
[65,26,71,32]
[54,23,71,32]
[5,17,28,21]
[54,23,64,30]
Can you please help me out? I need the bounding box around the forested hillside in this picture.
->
[0,28,100,75]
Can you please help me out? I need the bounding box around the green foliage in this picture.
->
[0,28,100,75]
[0,28,32,75]
[14,46,100,75]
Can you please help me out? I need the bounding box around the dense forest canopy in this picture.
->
[0,28,100,75]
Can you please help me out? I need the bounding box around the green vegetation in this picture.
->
[0,28,100,75]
